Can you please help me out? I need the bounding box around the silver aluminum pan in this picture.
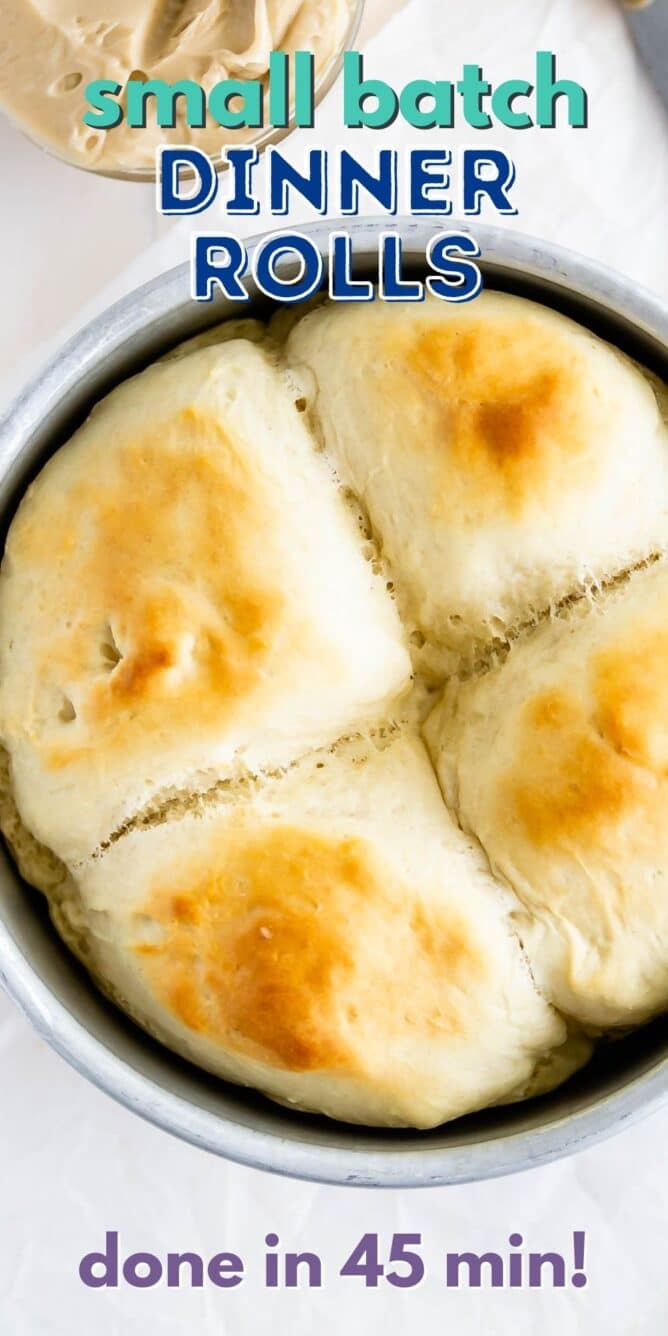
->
[0,218,666,1187]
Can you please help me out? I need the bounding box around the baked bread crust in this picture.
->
[1,298,665,1127]
[425,561,668,1030]
[287,291,668,676]
[0,339,410,866]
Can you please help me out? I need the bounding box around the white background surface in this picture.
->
[1,1,667,1332]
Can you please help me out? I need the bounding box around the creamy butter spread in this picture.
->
[0,0,354,172]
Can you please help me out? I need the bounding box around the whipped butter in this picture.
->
[0,0,354,172]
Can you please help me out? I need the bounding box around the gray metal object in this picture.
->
[0,219,666,1188]
[625,1,668,114]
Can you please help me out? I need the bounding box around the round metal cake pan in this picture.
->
[0,218,667,1188]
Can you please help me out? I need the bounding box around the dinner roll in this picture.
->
[55,732,580,1128]
[425,561,668,1029]
[287,292,668,675]
[0,340,410,866]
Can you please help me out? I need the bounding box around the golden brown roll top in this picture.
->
[287,291,668,674]
[63,734,579,1128]
[0,340,410,866]
[425,561,668,1029]
[2,300,666,1130]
